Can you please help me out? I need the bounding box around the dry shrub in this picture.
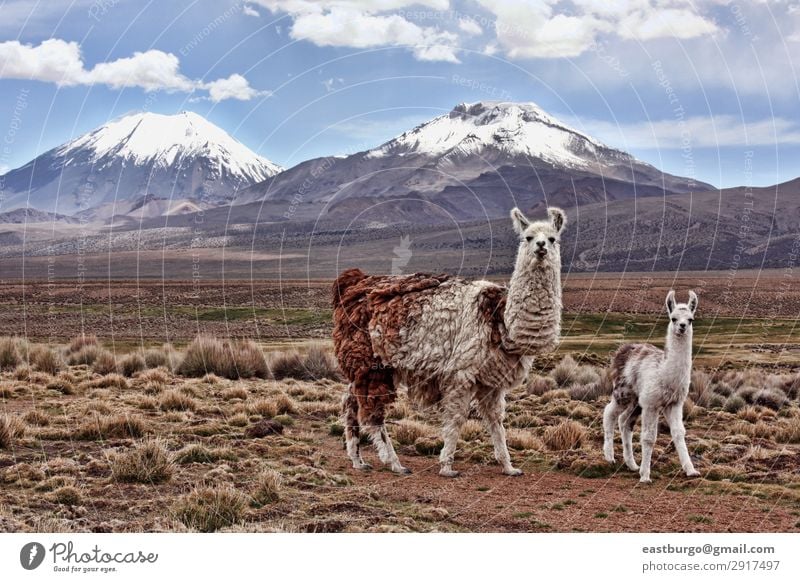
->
[142,347,171,369]
[67,345,102,366]
[460,419,484,441]
[551,355,579,387]
[23,409,50,427]
[248,398,278,418]
[527,374,557,396]
[540,389,570,403]
[135,395,158,410]
[221,386,248,401]
[273,393,296,415]
[77,414,146,440]
[569,381,610,402]
[723,395,747,414]
[543,420,585,451]
[270,350,306,380]
[0,414,26,448]
[252,468,282,505]
[134,367,170,387]
[118,352,146,377]
[159,389,198,412]
[733,421,773,440]
[774,417,800,443]
[51,485,82,506]
[393,420,435,445]
[506,428,543,450]
[177,336,270,380]
[299,344,340,381]
[201,373,222,384]
[752,388,787,411]
[111,440,174,483]
[0,337,23,370]
[780,375,800,400]
[29,345,64,375]
[46,372,78,395]
[690,370,713,407]
[90,373,128,390]
[737,405,763,423]
[91,350,117,375]
[387,399,413,420]
[13,364,31,381]
[67,334,98,354]
[172,486,247,532]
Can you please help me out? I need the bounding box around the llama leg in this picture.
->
[478,394,522,476]
[602,399,622,463]
[619,405,641,471]
[638,406,658,483]
[359,373,409,475]
[343,391,370,470]
[439,390,470,478]
[665,403,700,478]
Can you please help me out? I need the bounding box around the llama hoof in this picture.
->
[439,468,460,478]
[503,468,523,477]
[685,469,701,478]
[353,462,372,471]
[392,465,412,475]
[638,476,652,484]
[626,462,639,471]
[603,453,615,464]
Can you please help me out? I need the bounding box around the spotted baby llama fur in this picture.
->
[332,207,566,477]
[602,290,700,483]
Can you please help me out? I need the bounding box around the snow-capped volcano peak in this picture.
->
[1,111,283,215]
[57,110,282,178]
[365,101,627,168]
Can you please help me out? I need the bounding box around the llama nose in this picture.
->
[536,240,546,248]
[679,323,686,330]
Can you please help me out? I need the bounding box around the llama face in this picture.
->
[665,290,698,338]
[510,207,566,265]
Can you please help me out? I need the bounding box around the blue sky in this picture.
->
[1,0,799,188]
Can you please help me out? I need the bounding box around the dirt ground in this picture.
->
[1,367,798,533]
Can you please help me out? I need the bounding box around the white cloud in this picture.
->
[458,18,483,36]
[476,0,718,59]
[321,77,344,92]
[574,115,800,149]
[204,74,270,102]
[254,1,460,62]
[242,4,260,17]
[0,39,265,101]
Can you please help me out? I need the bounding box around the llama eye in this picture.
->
[548,237,556,243]
[525,236,533,242]
[671,318,677,323]
[688,319,693,324]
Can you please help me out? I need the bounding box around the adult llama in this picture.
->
[332,207,566,477]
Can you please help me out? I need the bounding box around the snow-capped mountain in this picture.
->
[0,111,282,215]
[233,101,711,222]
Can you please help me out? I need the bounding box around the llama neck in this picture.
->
[663,330,693,384]
[502,249,562,354]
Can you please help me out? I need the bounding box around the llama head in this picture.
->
[510,206,566,268]
[665,290,697,338]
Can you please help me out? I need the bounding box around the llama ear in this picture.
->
[548,207,566,233]
[688,290,698,314]
[665,290,676,315]
[510,207,530,235]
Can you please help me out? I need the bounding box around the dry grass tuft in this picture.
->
[752,388,788,411]
[50,485,82,506]
[273,392,297,415]
[723,395,747,414]
[506,428,543,451]
[22,409,50,427]
[551,355,579,387]
[67,334,98,354]
[221,385,248,401]
[91,350,118,375]
[159,389,198,412]
[300,344,341,381]
[175,444,236,465]
[29,345,65,375]
[111,440,174,483]
[0,414,26,448]
[393,420,435,445]
[0,337,25,370]
[172,486,247,532]
[248,398,278,418]
[460,419,485,441]
[252,468,283,506]
[90,373,129,390]
[118,352,146,377]
[67,344,103,366]
[543,420,586,451]
[270,350,306,380]
[527,374,557,396]
[77,414,146,440]
[177,335,270,380]
[690,370,713,407]
[46,371,78,395]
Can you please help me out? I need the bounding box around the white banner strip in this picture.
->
[1,533,798,581]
